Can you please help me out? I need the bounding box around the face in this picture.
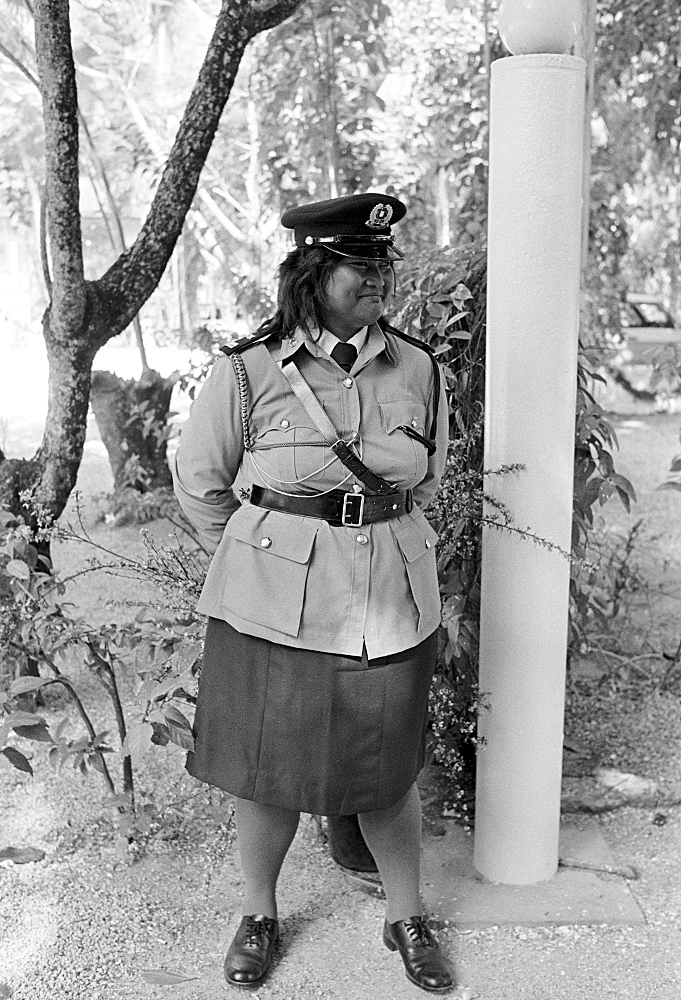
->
[322,257,395,340]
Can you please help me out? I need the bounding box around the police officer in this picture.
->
[173,193,454,992]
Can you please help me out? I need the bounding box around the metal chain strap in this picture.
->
[231,352,252,452]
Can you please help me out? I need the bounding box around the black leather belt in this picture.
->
[249,484,412,527]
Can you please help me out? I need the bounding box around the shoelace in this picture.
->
[243,916,274,947]
[402,919,436,948]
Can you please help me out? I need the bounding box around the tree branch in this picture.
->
[0,38,39,87]
[95,0,304,346]
[33,0,86,339]
[248,0,305,35]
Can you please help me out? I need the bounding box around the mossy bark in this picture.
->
[89,369,177,493]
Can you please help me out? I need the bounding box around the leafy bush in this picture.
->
[0,500,207,842]
[393,247,637,818]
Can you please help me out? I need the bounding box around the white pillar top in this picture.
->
[498,0,582,55]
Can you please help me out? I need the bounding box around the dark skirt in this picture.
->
[186,618,438,816]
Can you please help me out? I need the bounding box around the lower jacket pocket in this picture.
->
[390,516,441,631]
[219,508,319,636]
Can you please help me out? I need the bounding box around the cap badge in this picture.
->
[366,203,393,229]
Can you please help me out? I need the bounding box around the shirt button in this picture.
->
[343,377,354,388]
[356,533,368,545]
[260,537,272,548]
[280,419,290,428]
[425,539,432,549]
[411,418,418,427]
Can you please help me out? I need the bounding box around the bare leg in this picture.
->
[234,797,300,919]
[357,783,422,922]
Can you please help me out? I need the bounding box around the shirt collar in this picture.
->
[276,322,397,367]
[317,326,368,358]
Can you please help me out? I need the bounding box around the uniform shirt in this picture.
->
[316,326,368,359]
[172,322,449,658]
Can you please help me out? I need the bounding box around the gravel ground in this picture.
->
[1,381,681,999]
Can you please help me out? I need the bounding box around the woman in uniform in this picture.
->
[172,192,453,993]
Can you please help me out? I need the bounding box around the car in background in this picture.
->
[618,293,681,365]
[590,293,681,411]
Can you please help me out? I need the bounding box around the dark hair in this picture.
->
[256,246,395,341]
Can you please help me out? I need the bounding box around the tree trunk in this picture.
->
[0,0,305,525]
[89,368,177,495]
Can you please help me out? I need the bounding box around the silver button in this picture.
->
[411,418,418,427]
[425,539,432,549]
[260,537,272,548]
[356,534,368,545]
[343,377,354,388]
[280,419,290,428]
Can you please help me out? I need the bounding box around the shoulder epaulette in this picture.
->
[220,329,274,357]
[381,322,436,357]
[380,321,443,452]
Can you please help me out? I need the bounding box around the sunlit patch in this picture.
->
[0,888,59,983]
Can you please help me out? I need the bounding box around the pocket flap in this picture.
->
[390,516,439,563]
[380,398,427,435]
[225,508,318,564]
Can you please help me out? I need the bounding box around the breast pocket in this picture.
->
[390,516,440,631]
[379,398,429,488]
[252,418,335,487]
[220,509,319,636]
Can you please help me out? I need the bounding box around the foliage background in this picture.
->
[4,0,678,349]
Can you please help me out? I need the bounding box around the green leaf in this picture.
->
[121,721,153,758]
[6,560,30,581]
[598,481,615,504]
[9,677,50,696]
[0,845,45,864]
[137,669,192,705]
[150,722,171,746]
[657,481,681,493]
[609,472,636,501]
[163,705,192,730]
[5,711,48,729]
[445,310,470,327]
[1,747,33,775]
[13,724,53,744]
[165,722,195,752]
[140,971,197,985]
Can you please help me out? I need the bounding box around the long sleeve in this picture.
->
[412,364,449,510]
[172,357,244,554]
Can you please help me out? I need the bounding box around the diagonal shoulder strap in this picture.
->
[280,362,339,442]
[279,362,400,496]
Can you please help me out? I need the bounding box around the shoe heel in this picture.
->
[382,926,397,952]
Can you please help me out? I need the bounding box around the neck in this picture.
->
[324,319,366,342]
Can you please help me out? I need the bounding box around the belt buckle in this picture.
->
[341,492,365,527]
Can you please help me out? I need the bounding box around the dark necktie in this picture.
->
[331,342,358,372]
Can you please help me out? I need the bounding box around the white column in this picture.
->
[473,15,586,882]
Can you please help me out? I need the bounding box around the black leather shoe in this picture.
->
[383,916,455,993]
[224,914,279,988]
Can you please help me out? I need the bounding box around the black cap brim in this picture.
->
[323,244,404,261]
